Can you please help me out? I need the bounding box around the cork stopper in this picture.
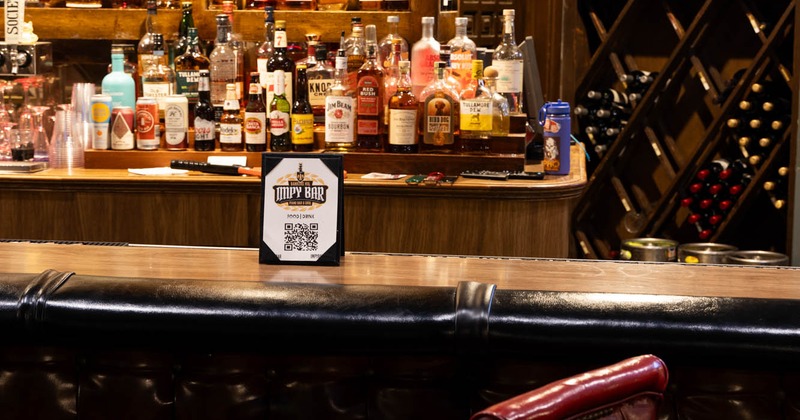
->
[484,66,499,78]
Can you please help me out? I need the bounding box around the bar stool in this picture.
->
[470,354,668,420]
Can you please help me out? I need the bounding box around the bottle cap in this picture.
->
[455,17,468,25]
[297,64,307,70]
[422,16,434,24]
[276,20,286,28]
[503,9,515,16]
[387,15,399,23]
[351,17,362,24]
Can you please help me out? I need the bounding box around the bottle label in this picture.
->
[244,112,267,144]
[142,82,172,100]
[424,96,455,145]
[357,75,381,116]
[175,70,200,103]
[325,96,355,144]
[265,72,293,115]
[308,78,333,107]
[269,110,290,136]
[194,117,215,141]
[291,113,314,145]
[411,48,439,92]
[219,123,242,144]
[450,51,473,88]
[389,109,417,145]
[492,59,524,93]
[460,100,493,131]
[274,31,287,49]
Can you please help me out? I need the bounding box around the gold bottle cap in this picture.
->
[738,137,750,147]
[758,137,771,148]
[778,166,789,177]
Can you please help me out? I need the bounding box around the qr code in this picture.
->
[284,223,319,251]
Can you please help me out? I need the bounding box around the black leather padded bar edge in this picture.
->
[6,270,800,364]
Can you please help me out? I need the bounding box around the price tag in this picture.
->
[259,154,344,265]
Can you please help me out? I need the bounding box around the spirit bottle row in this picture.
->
[726,79,791,168]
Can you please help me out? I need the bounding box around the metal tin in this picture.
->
[163,95,189,150]
[620,238,678,262]
[110,106,135,150]
[136,97,160,151]
[90,94,112,150]
[678,243,738,264]
[724,250,789,266]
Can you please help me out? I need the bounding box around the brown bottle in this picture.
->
[244,72,267,152]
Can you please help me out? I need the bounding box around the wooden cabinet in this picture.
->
[565,0,796,261]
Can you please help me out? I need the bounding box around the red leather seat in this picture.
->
[471,355,668,420]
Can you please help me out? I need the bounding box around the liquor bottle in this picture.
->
[194,70,216,151]
[440,0,456,11]
[387,60,418,153]
[255,6,275,105]
[102,46,137,110]
[378,16,409,68]
[307,42,334,128]
[174,27,210,121]
[459,59,492,154]
[267,20,295,116]
[459,59,488,99]
[137,0,158,77]
[492,9,524,114]
[447,17,477,92]
[419,61,460,153]
[170,1,195,68]
[356,25,385,152]
[292,65,315,152]
[345,18,366,89]
[325,35,357,152]
[269,70,291,152]
[411,17,440,99]
[482,66,510,136]
[277,0,315,9]
[382,0,408,10]
[438,45,461,92]
[246,0,276,9]
[219,83,243,151]
[383,38,404,125]
[244,72,267,152]
[221,1,246,105]
[142,34,176,116]
[210,14,244,120]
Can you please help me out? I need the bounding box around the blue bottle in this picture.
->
[101,47,136,110]
[539,100,571,175]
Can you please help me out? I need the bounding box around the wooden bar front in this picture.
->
[0,147,585,258]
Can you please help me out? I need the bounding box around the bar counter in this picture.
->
[0,148,586,257]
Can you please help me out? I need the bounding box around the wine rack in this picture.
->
[570,0,796,259]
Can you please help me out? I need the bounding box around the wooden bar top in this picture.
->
[2,242,798,300]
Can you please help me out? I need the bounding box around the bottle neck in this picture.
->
[264,21,274,42]
[248,80,262,99]
[111,54,125,72]
[306,43,317,63]
[217,25,231,44]
[502,17,516,44]
[422,23,433,40]
[334,55,348,81]
[198,76,210,94]
[398,69,412,90]
[455,24,467,38]
[295,71,309,101]
[389,22,399,35]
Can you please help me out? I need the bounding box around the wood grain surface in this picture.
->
[1,242,798,300]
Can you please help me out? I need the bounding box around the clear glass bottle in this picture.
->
[219,83,243,151]
[325,34,356,152]
[137,0,158,77]
[306,38,335,128]
[269,70,292,152]
[221,1,246,105]
[459,60,492,154]
[267,20,295,116]
[383,38,403,124]
[419,61,459,153]
[141,34,176,117]
[492,9,524,114]
[174,27,210,120]
[483,66,510,136]
[438,45,461,92]
[387,60,418,153]
[447,17,477,93]
[356,25,385,152]
[411,16,440,99]
[292,65,315,152]
[209,14,243,120]
[378,16,409,69]
[244,72,267,152]
[194,70,216,151]
[102,46,137,110]
[345,18,366,89]
[255,6,275,105]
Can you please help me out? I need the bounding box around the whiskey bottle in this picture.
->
[244,72,267,152]
[174,27,210,121]
[269,70,291,152]
[378,16,409,69]
[170,1,195,67]
[492,9,524,114]
[221,1,246,106]
[325,35,357,152]
[292,65,315,152]
[419,61,460,153]
[266,20,295,116]
[482,66,510,137]
[356,25,385,152]
[306,42,334,128]
[210,14,244,121]
[345,18,367,89]
[411,17,440,99]
[447,17,478,93]
[459,59,492,154]
[219,83,243,151]
[137,0,158,78]
[141,34,176,118]
[255,6,275,105]
[194,70,216,151]
[387,60,418,153]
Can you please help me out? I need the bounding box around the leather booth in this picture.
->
[2,269,800,419]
